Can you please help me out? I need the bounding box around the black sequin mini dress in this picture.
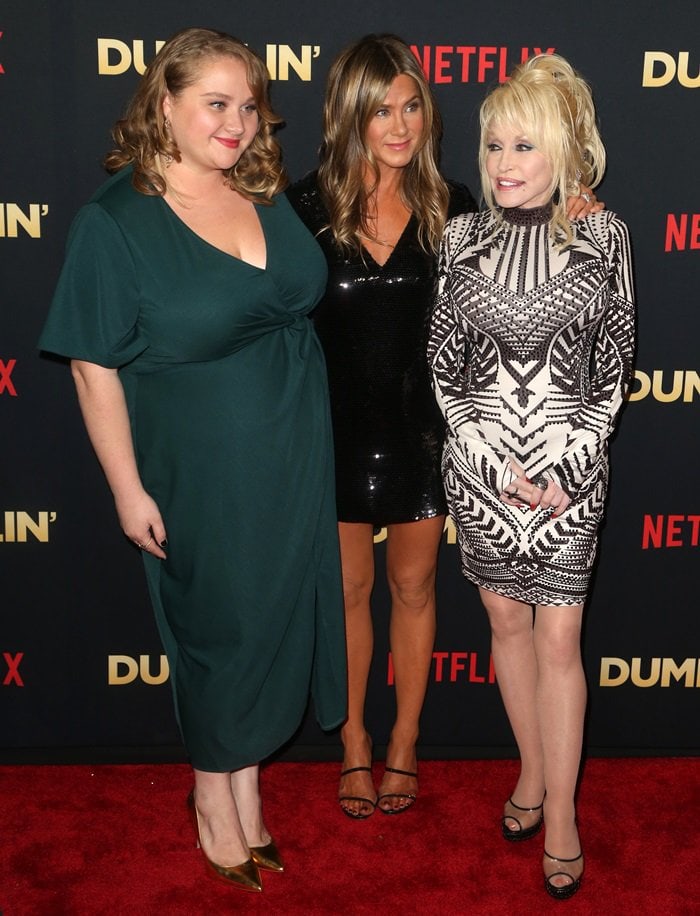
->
[287,173,476,525]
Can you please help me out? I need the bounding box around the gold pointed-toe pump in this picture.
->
[187,790,263,892]
[250,839,284,872]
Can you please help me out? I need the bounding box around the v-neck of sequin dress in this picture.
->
[429,204,635,605]
[288,171,477,526]
[39,168,347,770]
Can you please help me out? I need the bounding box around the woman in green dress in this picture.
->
[39,28,346,893]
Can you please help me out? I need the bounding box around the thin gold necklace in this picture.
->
[356,231,395,249]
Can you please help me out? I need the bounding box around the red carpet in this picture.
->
[1,758,698,914]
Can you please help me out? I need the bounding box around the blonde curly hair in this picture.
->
[104,27,286,201]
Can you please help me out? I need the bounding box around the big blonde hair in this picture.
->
[317,34,449,254]
[479,53,606,246]
[104,27,286,201]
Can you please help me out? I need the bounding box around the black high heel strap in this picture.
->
[507,795,544,812]
[340,765,372,776]
[383,766,417,778]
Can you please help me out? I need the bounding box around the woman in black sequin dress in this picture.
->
[288,35,597,821]
[288,34,477,818]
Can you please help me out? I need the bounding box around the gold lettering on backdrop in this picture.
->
[626,370,700,402]
[265,45,320,81]
[0,204,49,238]
[600,657,700,687]
[108,655,139,685]
[108,655,169,685]
[600,657,629,686]
[372,518,457,545]
[0,511,57,542]
[630,657,661,687]
[139,654,169,685]
[97,38,166,75]
[642,51,700,88]
[660,658,696,688]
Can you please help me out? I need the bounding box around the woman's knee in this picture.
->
[387,567,436,610]
[481,590,533,641]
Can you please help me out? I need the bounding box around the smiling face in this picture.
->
[162,55,259,175]
[364,73,425,176]
[485,122,554,210]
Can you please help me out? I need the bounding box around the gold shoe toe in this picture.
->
[250,839,284,872]
[205,855,263,891]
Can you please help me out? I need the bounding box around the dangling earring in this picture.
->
[162,118,173,163]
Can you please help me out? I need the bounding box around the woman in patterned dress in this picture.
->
[429,54,635,898]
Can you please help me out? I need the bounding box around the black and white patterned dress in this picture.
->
[429,204,635,605]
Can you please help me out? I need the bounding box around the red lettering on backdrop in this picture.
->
[434,46,452,83]
[433,651,449,682]
[642,515,700,549]
[665,214,700,251]
[477,46,497,82]
[689,516,700,546]
[456,46,476,81]
[0,359,17,395]
[410,45,555,84]
[469,654,485,683]
[642,515,663,548]
[450,652,468,681]
[3,652,24,686]
[666,515,684,547]
[387,651,497,684]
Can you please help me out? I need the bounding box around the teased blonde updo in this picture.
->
[479,53,606,245]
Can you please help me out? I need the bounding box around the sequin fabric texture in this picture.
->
[429,205,635,604]
[288,173,476,525]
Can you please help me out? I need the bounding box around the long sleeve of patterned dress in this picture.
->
[547,214,636,495]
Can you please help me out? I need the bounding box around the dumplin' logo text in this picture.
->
[642,51,700,88]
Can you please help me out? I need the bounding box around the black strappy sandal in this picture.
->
[377,766,418,815]
[543,849,584,899]
[501,795,545,841]
[338,765,377,819]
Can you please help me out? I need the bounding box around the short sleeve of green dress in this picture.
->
[39,169,347,771]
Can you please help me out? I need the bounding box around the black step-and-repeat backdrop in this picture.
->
[1,1,698,762]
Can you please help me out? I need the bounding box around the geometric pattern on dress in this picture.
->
[429,207,635,605]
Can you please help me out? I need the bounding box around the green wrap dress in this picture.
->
[39,168,347,771]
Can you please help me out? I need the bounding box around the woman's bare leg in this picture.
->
[230,764,270,848]
[193,768,250,866]
[534,604,586,888]
[377,515,444,811]
[337,521,376,816]
[479,588,545,831]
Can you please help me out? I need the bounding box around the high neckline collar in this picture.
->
[500,203,552,227]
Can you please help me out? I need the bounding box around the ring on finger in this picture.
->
[141,536,153,550]
[582,192,591,203]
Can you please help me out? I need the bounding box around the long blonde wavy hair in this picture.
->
[104,27,286,201]
[479,53,606,246]
[317,34,449,254]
